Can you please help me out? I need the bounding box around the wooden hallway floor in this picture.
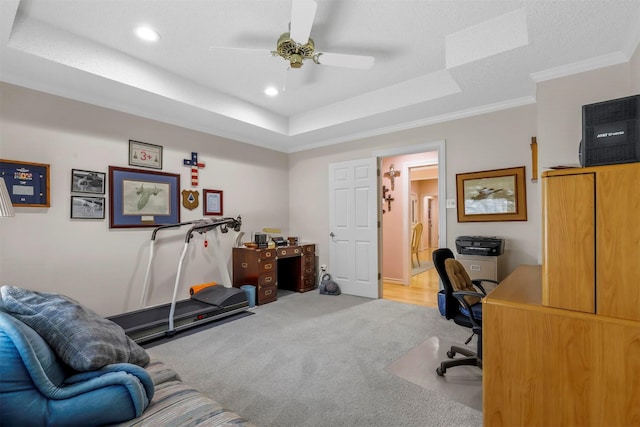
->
[382,250,440,308]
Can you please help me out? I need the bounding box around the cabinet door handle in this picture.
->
[265,264,272,270]
[241,262,248,268]
[265,289,273,296]
[265,277,272,283]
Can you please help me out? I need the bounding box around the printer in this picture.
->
[455,236,505,256]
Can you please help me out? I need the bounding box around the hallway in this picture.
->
[382,249,439,308]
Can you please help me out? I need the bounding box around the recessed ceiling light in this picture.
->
[135,26,160,42]
[264,86,279,97]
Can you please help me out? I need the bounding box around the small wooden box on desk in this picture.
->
[232,244,316,305]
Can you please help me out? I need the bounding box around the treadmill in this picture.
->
[108,216,248,344]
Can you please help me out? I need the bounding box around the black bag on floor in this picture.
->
[319,273,341,295]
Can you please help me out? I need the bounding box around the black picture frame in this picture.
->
[70,196,105,219]
[109,166,180,228]
[71,169,106,194]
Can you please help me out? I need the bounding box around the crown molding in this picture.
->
[530,52,629,83]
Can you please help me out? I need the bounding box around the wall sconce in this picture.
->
[0,177,16,217]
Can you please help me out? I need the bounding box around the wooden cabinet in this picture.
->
[483,266,640,426]
[232,244,316,305]
[483,162,640,426]
[542,163,640,321]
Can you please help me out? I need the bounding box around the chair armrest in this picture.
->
[452,291,483,330]
[471,279,499,295]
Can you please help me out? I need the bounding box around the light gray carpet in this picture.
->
[411,261,434,276]
[147,291,482,427]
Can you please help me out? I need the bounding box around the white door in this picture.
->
[328,158,379,298]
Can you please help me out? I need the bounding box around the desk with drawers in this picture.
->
[232,244,316,305]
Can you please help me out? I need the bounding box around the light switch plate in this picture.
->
[446,199,456,209]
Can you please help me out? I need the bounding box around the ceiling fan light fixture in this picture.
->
[289,54,304,68]
[274,32,314,68]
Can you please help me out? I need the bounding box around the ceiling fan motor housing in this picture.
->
[275,32,315,68]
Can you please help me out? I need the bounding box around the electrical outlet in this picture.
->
[446,199,456,209]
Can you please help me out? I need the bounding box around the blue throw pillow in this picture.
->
[0,285,149,371]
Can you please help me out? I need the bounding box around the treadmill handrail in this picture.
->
[140,217,240,308]
[184,216,242,243]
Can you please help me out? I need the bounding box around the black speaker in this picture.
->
[581,94,640,167]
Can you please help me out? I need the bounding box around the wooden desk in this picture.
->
[232,244,316,305]
[483,265,640,426]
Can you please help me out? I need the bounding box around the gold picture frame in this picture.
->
[456,166,527,222]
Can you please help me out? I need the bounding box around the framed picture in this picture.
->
[109,166,180,228]
[203,189,223,216]
[71,169,105,194]
[70,196,105,219]
[129,140,162,169]
[0,159,50,207]
[456,166,527,222]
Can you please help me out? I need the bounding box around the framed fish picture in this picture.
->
[108,166,180,228]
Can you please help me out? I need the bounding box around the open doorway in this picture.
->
[377,141,446,308]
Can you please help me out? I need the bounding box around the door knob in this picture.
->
[329,232,335,237]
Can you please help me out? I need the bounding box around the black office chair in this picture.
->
[432,248,497,376]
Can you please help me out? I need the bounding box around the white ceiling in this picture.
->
[1,0,639,153]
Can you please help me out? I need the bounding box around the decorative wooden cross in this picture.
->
[383,164,400,190]
[183,152,205,186]
[384,194,394,212]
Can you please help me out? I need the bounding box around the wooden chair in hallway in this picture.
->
[411,222,423,267]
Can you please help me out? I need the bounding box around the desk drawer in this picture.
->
[258,249,276,260]
[277,246,302,258]
[257,284,277,305]
[299,276,315,292]
[258,272,276,286]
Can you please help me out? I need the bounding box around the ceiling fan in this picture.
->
[211,0,375,70]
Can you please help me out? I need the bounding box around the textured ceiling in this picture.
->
[1,0,639,153]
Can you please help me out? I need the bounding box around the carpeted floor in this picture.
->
[147,291,482,427]
[411,261,434,276]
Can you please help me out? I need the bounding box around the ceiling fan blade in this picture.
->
[314,52,375,70]
[290,0,317,44]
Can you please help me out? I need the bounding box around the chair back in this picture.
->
[444,258,482,306]
[432,248,460,320]
[411,223,423,253]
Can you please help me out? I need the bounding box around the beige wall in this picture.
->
[1,51,638,314]
[0,82,289,316]
[290,105,539,281]
[290,56,638,281]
